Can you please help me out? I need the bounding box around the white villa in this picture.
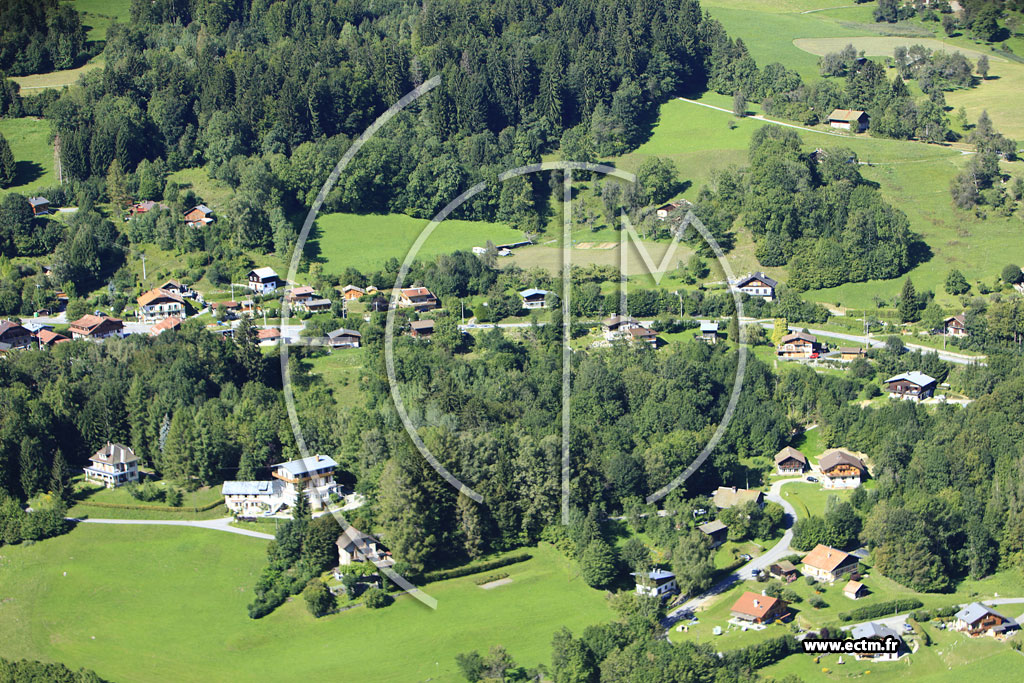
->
[84,443,139,488]
[222,454,339,516]
[631,569,679,600]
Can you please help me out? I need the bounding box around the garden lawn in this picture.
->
[309,212,523,274]
[0,528,613,682]
[67,480,228,520]
[0,118,55,194]
[71,0,133,42]
[300,348,368,407]
[790,428,824,462]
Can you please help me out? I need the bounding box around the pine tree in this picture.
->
[0,133,15,188]
[898,278,919,323]
[49,450,71,505]
[235,314,263,383]
[161,408,196,483]
[291,479,311,522]
[106,159,130,207]
[456,493,485,559]
[19,436,45,499]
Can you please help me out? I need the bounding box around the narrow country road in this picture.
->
[664,477,806,631]
[69,517,275,540]
[757,321,984,366]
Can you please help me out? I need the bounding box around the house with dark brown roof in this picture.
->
[774,446,807,474]
[327,327,361,349]
[777,331,819,358]
[697,520,728,548]
[730,591,789,624]
[628,325,658,348]
[36,329,70,347]
[0,321,33,352]
[819,448,866,489]
[801,544,859,583]
[69,315,124,341]
[943,314,967,337]
[409,319,435,339]
[733,272,778,301]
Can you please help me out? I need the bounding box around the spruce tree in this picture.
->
[0,133,15,188]
[49,450,71,505]
[291,479,311,522]
[898,278,919,322]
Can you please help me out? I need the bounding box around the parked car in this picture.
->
[807,476,818,483]
[751,568,761,576]
[739,553,753,561]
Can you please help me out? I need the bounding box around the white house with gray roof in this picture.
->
[247,267,279,295]
[222,480,285,516]
[884,371,937,401]
[849,622,903,661]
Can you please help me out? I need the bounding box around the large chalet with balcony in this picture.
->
[801,544,859,583]
[819,448,866,489]
[777,331,819,358]
[69,315,124,341]
[398,287,438,312]
[272,454,338,511]
[137,287,186,322]
[884,371,936,402]
[733,272,777,301]
[84,443,139,488]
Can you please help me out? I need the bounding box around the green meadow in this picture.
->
[0,526,614,682]
[308,212,524,273]
[0,117,55,194]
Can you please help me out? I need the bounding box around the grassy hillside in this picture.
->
[0,526,613,682]
[0,117,54,194]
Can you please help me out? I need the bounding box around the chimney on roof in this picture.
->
[753,599,760,608]
[761,590,767,596]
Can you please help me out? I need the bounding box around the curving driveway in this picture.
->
[664,477,805,627]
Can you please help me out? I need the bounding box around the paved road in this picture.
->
[842,597,1024,634]
[758,321,984,366]
[664,477,805,629]
[69,517,275,540]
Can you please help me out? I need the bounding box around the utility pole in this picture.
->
[140,254,146,281]
[231,283,235,302]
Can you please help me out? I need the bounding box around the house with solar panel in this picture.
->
[222,480,285,516]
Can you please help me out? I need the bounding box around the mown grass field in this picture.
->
[0,527,613,682]
[71,0,133,42]
[10,61,104,93]
[309,212,524,273]
[67,480,228,520]
[0,117,54,194]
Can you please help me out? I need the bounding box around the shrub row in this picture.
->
[722,635,799,670]
[73,498,225,513]
[473,572,510,586]
[422,553,531,584]
[838,598,923,622]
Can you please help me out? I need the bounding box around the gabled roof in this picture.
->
[409,319,435,332]
[697,520,727,534]
[772,560,798,573]
[851,622,900,641]
[700,321,719,333]
[736,272,778,289]
[327,327,362,338]
[630,569,675,582]
[249,267,278,280]
[780,331,816,344]
[839,346,864,354]
[186,204,212,215]
[277,454,338,477]
[342,284,366,293]
[285,286,315,300]
[774,446,807,466]
[257,328,280,340]
[519,288,549,298]
[944,314,966,325]
[37,329,69,345]
[0,321,29,337]
[222,480,282,496]
[27,196,49,206]
[713,486,763,508]
[602,315,637,327]
[955,602,1012,625]
[731,591,785,619]
[401,286,434,297]
[884,371,936,388]
[138,288,185,307]
[819,448,865,473]
[91,443,136,464]
[802,544,855,572]
[828,108,868,122]
[69,315,122,332]
[844,580,865,594]
[628,326,657,339]
[150,316,182,334]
